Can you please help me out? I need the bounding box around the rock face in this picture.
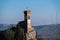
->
[17,10,37,40]
[26,28,37,40]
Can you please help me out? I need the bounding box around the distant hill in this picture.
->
[34,24,60,40]
[0,24,16,31]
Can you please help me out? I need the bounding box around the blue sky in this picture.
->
[0,0,60,26]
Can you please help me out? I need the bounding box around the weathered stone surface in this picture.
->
[24,10,37,40]
[26,28,37,40]
[17,10,37,40]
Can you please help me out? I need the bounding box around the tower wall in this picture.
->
[24,10,37,40]
[24,10,32,32]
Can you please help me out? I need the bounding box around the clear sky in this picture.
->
[0,0,60,26]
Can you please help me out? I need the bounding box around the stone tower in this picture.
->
[24,10,37,40]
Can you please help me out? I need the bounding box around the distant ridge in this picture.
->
[34,24,60,40]
[0,24,16,31]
